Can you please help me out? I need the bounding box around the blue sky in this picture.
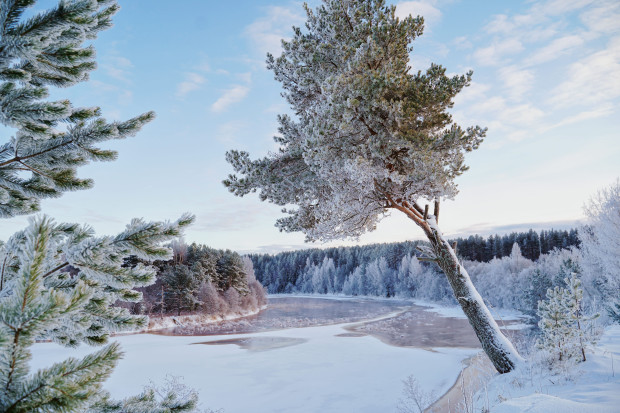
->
[2,0,619,253]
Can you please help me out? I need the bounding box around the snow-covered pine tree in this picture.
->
[537,271,598,364]
[0,1,199,411]
[88,375,203,413]
[537,284,574,363]
[162,264,202,315]
[223,0,521,372]
[0,0,154,218]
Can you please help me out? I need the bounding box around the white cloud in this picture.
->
[482,1,592,43]
[244,6,304,56]
[485,14,525,36]
[539,0,595,16]
[484,12,552,38]
[237,72,252,84]
[102,108,122,121]
[499,103,545,126]
[211,85,250,112]
[469,96,545,126]
[192,201,274,232]
[548,36,620,109]
[90,80,133,104]
[549,104,615,129]
[474,39,524,66]
[197,61,211,72]
[525,35,584,66]
[467,96,505,114]
[396,1,441,31]
[176,72,206,98]
[498,65,535,101]
[579,0,620,34]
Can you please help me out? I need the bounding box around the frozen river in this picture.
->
[153,296,524,349]
[31,296,524,412]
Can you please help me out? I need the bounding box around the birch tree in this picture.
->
[224,0,522,372]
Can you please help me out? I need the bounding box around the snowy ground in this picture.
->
[469,325,620,413]
[31,300,478,413]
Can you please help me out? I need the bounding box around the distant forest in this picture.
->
[249,228,580,295]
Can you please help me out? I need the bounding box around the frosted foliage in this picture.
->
[0,0,155,218]
[579,179,620,304]
[0,214,193,346]
[0,1,194,411]
[298,256,337,293]
[465,244,534,310]
[0,215,192,411]
[89,375,209,413]
[224,0,484,242]
[365,256,390,296]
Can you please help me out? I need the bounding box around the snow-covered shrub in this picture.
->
[198,281,223,314]
[90,375,221,413]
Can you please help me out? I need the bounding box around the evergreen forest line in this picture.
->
[248,227,610,328]
[250,227,580,293]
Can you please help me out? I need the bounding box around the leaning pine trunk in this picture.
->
[424,217,524,373]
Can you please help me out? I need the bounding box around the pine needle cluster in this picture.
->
[0,0,155,218]
[0,214,194,411]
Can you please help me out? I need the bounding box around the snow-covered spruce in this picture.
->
[224,0,520,373]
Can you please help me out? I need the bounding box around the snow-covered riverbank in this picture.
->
[141,305,267,332]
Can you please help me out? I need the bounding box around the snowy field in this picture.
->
[30,297,479,413]
[474,325,620,413]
